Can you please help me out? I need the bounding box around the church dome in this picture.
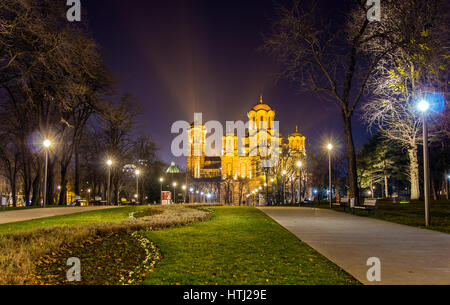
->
[290,126,303,137]
[166,162,181,173]
[249,96,273,112]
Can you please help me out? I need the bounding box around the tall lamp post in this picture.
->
[182,185,187,203]
[418,99,431,227]
[106,159,112,205]
[271,178,275,205]
[296,161,303,204]
[43,139,51,207]
[172,182,177,204]
[327,144,333,208]
[135,169,140,205]
[282,170,287,204]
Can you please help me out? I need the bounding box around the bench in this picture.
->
[351,198,378,216]
[331,196,349,212]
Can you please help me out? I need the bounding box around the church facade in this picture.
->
[186,97,307,205]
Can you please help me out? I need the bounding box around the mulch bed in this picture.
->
[34,232,148,285]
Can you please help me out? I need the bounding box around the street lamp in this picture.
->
[172,182,177,204]
[135,169,140,204]
[87,189,91,205]
[182,185,186,203]
[282,170,287,204]
[43,139,51,207]
[296,161,303,204]
[106,159,112,205]
[327,144,333,208]
[418,99,431,227]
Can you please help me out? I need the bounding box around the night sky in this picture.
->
[84,0,370,167]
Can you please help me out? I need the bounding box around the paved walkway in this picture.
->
[0,206,119,225]
[259,207,450,285]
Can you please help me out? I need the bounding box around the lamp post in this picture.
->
[106,159,112,205]
[135,169,140,205]
[87,189,91,205]
[43,139,51,207]
[296,161,303,204]
[282,170,287,204]
[327,144,333,208]
[189,187,194,203]
[182,185,186,203]
[172,182,177,204]
[418,99,431,227]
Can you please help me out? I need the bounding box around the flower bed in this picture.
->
[0,206,210,284]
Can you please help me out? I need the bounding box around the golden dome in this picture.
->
[250,95,273,112]
[290,126,303,137]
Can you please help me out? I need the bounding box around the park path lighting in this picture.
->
[87,189,91,205]
[282,170,287,204]
[106,159,113,205]
[182,185,187,203]
[296,161,303,204]
[189,187,194,203]
[418,99,431,227]
[327,144,333,208]
[135,169,140,204]
[43,139,51,207]
[172,182,177,204]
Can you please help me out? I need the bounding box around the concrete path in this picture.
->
[259,207,450,285]
[0,206,119,225]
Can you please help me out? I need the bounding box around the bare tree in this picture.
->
[362,0,449,199]
[263,0,416,203]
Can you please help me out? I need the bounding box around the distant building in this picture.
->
[187,96,308,205]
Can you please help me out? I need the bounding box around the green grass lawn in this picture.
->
[302,199,450,233]
[0,206,149,234]
[143,206,359,285]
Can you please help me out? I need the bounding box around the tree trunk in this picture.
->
[384,175,389,198]
[445,169,449,200]
[408,148,420,200]
[31,172,41,206]
[342,112,360,204]
[431,179,438,201]
[10,174,16,207]
[58,166,68,206]
[74,142,80,195]
[21,152,32,204]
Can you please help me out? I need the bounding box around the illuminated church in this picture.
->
[186,96,306,205]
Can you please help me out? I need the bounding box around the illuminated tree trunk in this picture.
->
[445,169,449,200]
[408,148,420,200]
[384,175,389,198]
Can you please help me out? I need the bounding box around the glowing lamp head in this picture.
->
[182,185,186,190]
[418,99,430,112]
[43,139,51,148]
[173,182,177,187]
[135,169,140,175]
[159,177,163,182]
[107,160,113,166]
[327,144,333,151]
[282,170,287,175]
[296,161,303,168]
